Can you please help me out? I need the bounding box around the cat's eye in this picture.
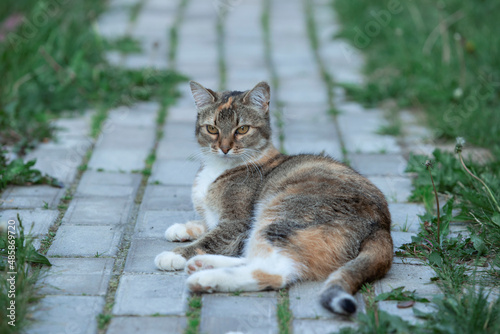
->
[206,125,219,134]
[236,126,250,134]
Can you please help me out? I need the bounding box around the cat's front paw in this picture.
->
[154,251,186,271]
[185,256,215,274]
[165,221,205,242]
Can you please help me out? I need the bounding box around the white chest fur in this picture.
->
[192,158,235,230]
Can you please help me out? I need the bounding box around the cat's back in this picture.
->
[258,153,391,229]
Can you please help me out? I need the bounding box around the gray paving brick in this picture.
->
[368,176,413,203]
[107,316,187,334]
[377,300,435,324]
[0,209,58,236]
[150,159,199,185]
[292,318,356,334]
[284,139,343,158]
[375,263,440,296]
[76,171,141,198]
[200,295,278,334]
[289,281,364,320]
[141,185,193,211]
[47,225,122,257]
[38,258,114,296]
[389,203,425,232]
[62,197,131,226]
[350,154,407,176]
[88,148,148,172]
[113,274,188,316]
[24,141,91,184]
[124,238,178,273]
[1,185,63,209]
[26,295,104,334]
[156,140,200,160]
[135,210,198,238]
[391,231,417,251]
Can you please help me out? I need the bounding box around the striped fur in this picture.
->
[155,81,393,315]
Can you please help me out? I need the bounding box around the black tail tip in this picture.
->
[320,287,357,315]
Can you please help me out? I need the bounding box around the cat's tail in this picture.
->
[319,228,393,315]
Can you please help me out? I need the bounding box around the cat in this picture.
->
[154,81,393,315]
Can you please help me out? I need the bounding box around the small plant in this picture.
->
[277,289,292,334]
[97,313,112,330]
[1,216,52,334]
[185,295,202,334]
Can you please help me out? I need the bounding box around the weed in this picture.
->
[1,216,51,334]
[185,295,202,334]
[277,289,292,334]
[104,36,142,54]
[333,0,500,149]
[97,313,112,330]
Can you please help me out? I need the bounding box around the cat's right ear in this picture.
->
[190,81,217,110]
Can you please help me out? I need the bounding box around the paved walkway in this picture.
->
[1,0,441,333]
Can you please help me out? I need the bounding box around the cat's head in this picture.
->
[190,81,273,160]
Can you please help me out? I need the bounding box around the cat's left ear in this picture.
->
[243,81,270,113]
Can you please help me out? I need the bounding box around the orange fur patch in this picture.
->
[217,96,233,111]
[283,226,355,281]
[252,270,283,289]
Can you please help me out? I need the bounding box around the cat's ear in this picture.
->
[190,81,217,110]
[243,81,270,113]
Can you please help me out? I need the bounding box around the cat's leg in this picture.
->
[185,254,246,274]
[186,250,299,293]
[155,220,249,271]
[165,220,207,242]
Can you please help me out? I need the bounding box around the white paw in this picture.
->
[185,255,216,274]
[185,255,246,275]
[187,270,225,293]
[154,251,186,271]
[165,223,192,242]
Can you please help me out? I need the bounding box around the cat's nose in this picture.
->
[221,146,231,154]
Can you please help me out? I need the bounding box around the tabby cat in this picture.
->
[154,81,393,315]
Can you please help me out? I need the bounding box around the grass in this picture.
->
[332,0,500,150]
[1,0,185,190]
[185,295,202,334]
[0,216,52,334]
[277,289,292,334]
[333,0,500,331]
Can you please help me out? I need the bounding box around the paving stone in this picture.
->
[124,238,178,273]
[88,148,149,172]
[113,274,188,316]
[350,154,408,176]
[141,185,193,211]
[156,139,200,160]
[76,171,141,198]
[377,300,435,324]
[135,210,198,238]
[0,209,58,236]
[375,263,440,296]
[150,159,199,185]
[391,231,417,251]
[389,203,425,232]
[62,197,132,226]
[292,318,356,334]
[0,185,63,209]
[200,295,278,334]
[47,225,122,257]
[26,295,104,334]
[284,139,343,158]
[38,258,114,296]
[368,176,413,203]
[107,316,187,334]
[24,139,91,184]
[289,281,364,320]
